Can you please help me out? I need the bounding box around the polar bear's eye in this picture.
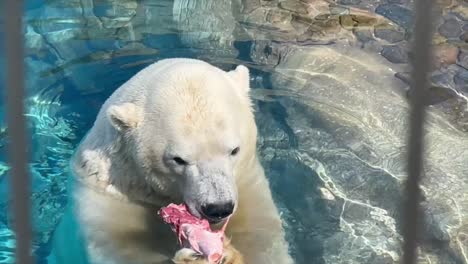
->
[173,157,188,165]
[230,147,240,156]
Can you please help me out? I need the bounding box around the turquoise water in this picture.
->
[1,0,468,263]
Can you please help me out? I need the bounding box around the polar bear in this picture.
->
[62,58,293,264]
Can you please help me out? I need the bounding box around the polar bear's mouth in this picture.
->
[206,216,229,225]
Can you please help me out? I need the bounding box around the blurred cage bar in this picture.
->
[3,0,33,264]
[1,0,435,264]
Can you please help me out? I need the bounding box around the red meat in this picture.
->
[158,203,228,263]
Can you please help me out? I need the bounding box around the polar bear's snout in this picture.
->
[182,158,238,223]
[200,202,235,221]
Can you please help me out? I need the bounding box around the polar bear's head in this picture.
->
[103,60,256,223]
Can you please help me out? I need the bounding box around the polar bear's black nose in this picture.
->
[201,202,234,221]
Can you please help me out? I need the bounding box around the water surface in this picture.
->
[1,0,468,263]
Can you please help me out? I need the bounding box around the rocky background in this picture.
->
[0,0,467,263]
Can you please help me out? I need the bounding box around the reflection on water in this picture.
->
[0,0,467,263]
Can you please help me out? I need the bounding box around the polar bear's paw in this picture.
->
[173,248,206,264]
[219,239,244,264]
[172,239,244,264]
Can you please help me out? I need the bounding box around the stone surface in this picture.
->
[381,44,408,63]
[453,4,468,21]
[454,68,468,92]
[458,49,468,69]
[339,11,384,30]
[374,25,405,43]
[25,25,48,56]
[433,44,459,66]
[461,31,468,42]
[338,0,361,5]
[92,0,137,28]
[438,17,462,38]
[279,0,309,14]
[375,4,413,30]
[173,0,238,58]
[329,5,349,16]
[354,29,374,43]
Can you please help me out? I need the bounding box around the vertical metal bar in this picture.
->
[403,1,435,264]
[3,1,33,264]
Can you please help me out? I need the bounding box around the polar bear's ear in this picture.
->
[106,103,143,132]
[228,65,250,93]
